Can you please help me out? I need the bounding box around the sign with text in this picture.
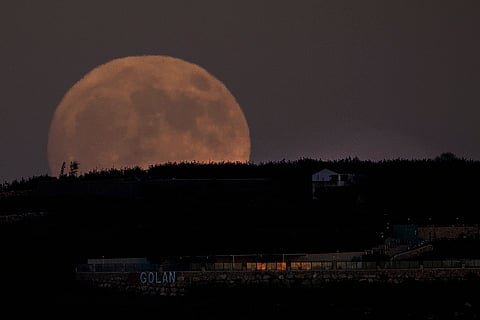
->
[140,271,176,285]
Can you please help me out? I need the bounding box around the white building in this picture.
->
[311,168,357,199]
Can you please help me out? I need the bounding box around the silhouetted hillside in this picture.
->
[2,156,480,307]
[2,156,480,258]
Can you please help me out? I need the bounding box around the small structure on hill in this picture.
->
[417,225,480,241]
[311,168,357,199]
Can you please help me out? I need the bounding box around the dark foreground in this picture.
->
[8,279,480,319]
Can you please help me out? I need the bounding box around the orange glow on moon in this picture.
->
[47,55,251,175]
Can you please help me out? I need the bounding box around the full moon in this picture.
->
[47,55,251,175]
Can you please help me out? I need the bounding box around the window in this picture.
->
[290,262,311,270]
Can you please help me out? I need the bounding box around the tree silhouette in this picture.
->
[69,161,79,177]
[435,152,459,162]
[59,161,66,178]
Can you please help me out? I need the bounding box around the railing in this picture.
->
[76,259,480,273]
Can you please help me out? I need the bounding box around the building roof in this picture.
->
[87,257,150,265]
[311,168,339,182]
[295,252,364,262]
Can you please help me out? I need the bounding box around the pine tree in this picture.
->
[59,161,66,178]
[69,161,79,177]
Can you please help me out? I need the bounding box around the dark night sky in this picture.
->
[1,0,479,182]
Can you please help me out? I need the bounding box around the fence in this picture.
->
[76,259,480,273]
